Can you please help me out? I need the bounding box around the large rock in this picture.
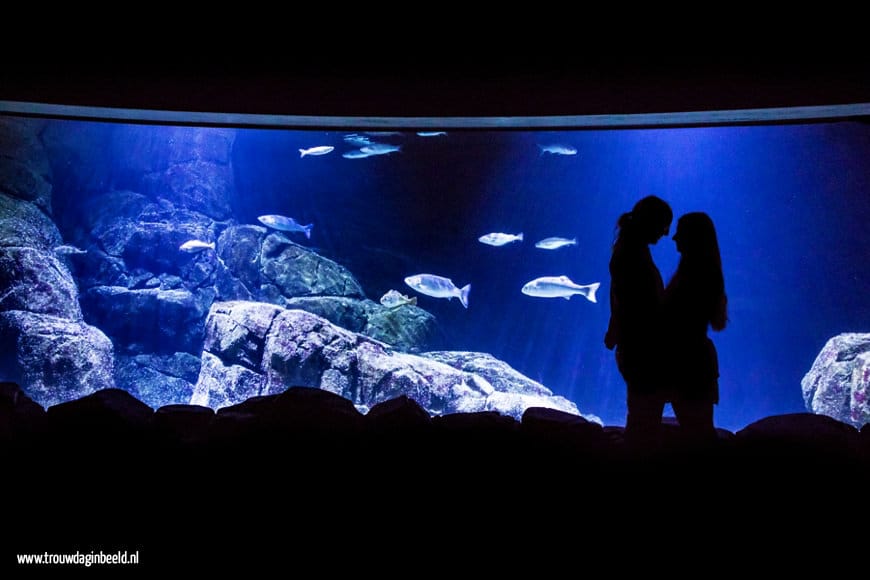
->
[217,225,438,351]
[424,351,555,397]
[194,351,266,410]
[46,388,154,451]
[287,296,441,352]
[111,125,236,220]
[802,333,870,427]
[285,296,373,333]
[0,311,115,407]
[0,247,82,318]
[81,286,213,355]
[75,190,220,285]
[259,233,365,300]
[150,403,214,448]
[0,381,47,444]
[114,353,201,409]
[0,117,52,212]
[363,303,441,353]
[423,351,592,420]
[192,301,586,421]
[734,413,864,477]
[0,194,79,319]
[0,193,63,250]
[0,118,115,409]
[216,224,263,293]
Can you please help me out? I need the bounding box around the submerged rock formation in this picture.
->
[802,333,870,427]
[423,350,599,422]
[191,300,583,420]
[111,125,237,221]
[1,120,529,413]
[38,122,435,402]
[0,117,52,213]
[217,225,440,351]
[114,352,201,410]
[0,118,115,407]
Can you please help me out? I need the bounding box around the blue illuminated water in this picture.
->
[15,118,870,430]
[228,123,870,430]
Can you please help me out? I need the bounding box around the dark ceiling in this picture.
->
[2,34,868,118]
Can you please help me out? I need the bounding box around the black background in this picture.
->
[2,19,868,118]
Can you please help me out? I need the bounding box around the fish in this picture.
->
[379,289,418,309]
[257,215,313,239]
[521,276,600,303]
[538,144,577,156]
[479,232,524,246]
[53,245,87,255]
[343,143,401,158]
[417,131,447,137]
[342,150,376,159]
[179,239,215,252]
[299,145,335,157]
[535,237,577,250]
[360,143,401,156]
[404,274,471,309]
[344,134,373,147]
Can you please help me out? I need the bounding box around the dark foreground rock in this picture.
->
[1,382,869,574]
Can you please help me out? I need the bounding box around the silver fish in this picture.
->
[53,245,87,255]
[538,144,577,155]
[360,143,401,156]
[179,240,215,252]
[521,276,599,303]
[257,215,313,239]
[535,237,577,250]
[404,274,471,309]
[379,289,418,309]
[344,134,373,147]
[479,232,524,246]
[342,150,375,159]
[416,131,447,137]
[299,146,334,157]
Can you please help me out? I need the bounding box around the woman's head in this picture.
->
[672,212,720,258]
[616,195,673,245]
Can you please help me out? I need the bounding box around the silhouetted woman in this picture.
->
[662,212,728,447]
[605,195,673,450]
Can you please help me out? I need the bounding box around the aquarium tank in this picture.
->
[0,103,868,433]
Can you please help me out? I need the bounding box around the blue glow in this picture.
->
[5,111,868,431]
[228,122,870,430]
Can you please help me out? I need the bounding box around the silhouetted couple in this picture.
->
[605,195,728,452]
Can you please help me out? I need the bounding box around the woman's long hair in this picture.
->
[669,212,728,331]
[613,195,673,248]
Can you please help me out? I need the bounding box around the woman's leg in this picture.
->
[625,391,666,453]
[671,397,717,449]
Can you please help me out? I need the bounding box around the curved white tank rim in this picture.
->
[1,100,868,131]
